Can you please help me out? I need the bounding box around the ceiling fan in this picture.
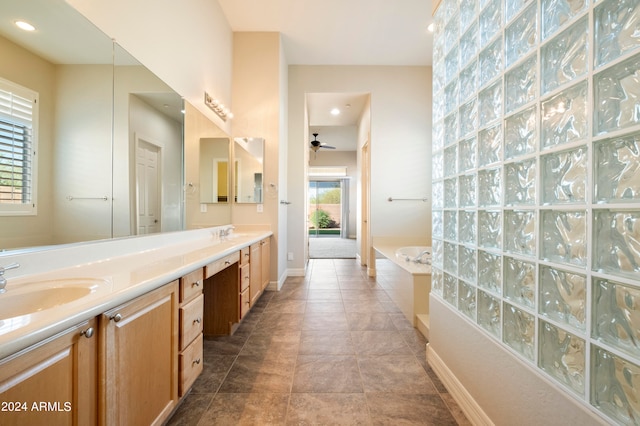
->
[310,133,336,153]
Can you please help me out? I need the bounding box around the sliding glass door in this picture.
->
[308,180,342,238]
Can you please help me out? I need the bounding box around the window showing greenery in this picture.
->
[0,78,37,215]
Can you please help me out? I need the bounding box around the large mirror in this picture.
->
[233,137,265,203]
[199,138,230,204]
[0,0,190,252]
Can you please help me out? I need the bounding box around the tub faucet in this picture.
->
[0,263,20,293]
[412,250,431,264]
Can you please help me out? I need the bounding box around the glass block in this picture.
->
[593,209,640,279]
[432,181,444,209]
[444,210,458,241]
[444,272,458,306]
[459,246,477,283]
[478,167,502,207]
[433,239,443,266]
[541,0,587,41]
[505,4,537,68]
[444,178,458,208]
[446,47,459,84]
[479,81,502,125]
[541,210,587,266]
[503,302,535,360]
[594,131,640,203]
[505,159,536,206]
[504,210,536,256]
[541,146,587,204]
[432,151,444,181]
[506,0,535,24]
[591,346,640,425]
[594,53,640,136]
[541,81,588,148]
[539,265,586,330]
[460,24,478,67]
[459,136,477,172]
[505,54,537,113]
[433,63,445,95]
[541,17,588,95]
[459,173,477,207]
[444,112,459,147]
[444,14,460,54]
[459,99,478,138]
[479,38,503,87]
[444,242,458,274]
[458,281,477,320]
[433,89,445,123]
[445,80,459,115]
[505,106,537,159]
[444,145,458,177]
[459,210,477,244]
[460,61,478,102]
[478,250,502,294]
[460,0,477,32]
[433,120,444,151]
[433,210,443,238]
[594,0,640,68]
[432,267,443,295]
[479,0,502,47]
[504,256,536,308]
[539,320,585,395]
[593,278,640,358]
[479,124,503,167]
[478,290,501,337]
[478,210,502,249]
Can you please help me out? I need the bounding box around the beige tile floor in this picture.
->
[167,259,471,425]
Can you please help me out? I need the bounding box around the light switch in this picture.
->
[200,204,207,213]
[257,204,263,213]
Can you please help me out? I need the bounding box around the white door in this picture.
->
[136,139,161,234]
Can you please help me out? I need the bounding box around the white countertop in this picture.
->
[0,226,272,359]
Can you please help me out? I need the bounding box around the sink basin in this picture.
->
[0,278,109,320]
[395,246,431,263]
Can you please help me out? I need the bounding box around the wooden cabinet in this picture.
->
[0,318,98,426]
[99,282,178,426]
[203,251,240,335]
[178,268,204,396]
[261,237,271,291]
[249,242,262,306]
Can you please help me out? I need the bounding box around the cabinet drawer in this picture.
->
[179,294,204,350]
[240,263,250,292]
[179,333,203,396]
[180,268,204,303]
[205,252,240,278]
[240,287,251,319]
[240,246,250,265]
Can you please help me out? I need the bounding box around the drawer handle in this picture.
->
[81,327,95,338]
[192,280,201,287]
[193,317,202,324]
[111,313,123,323]
[224,260,231,265]
[193,358,201,365]
[244,253,250,257]
[245,275,249,280]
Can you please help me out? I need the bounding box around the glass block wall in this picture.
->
[431,0,640,423]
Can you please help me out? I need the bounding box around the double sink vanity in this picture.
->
[0,225,271,425]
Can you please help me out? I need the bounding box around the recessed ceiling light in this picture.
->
[427,23,434,32]
[330,108,340,115]
[15,20,36,32]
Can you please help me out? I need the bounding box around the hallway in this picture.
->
[168,259,468,425]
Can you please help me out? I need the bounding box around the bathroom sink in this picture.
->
[395,246,432,263]
[0,278,109,320]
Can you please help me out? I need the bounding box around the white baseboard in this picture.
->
[286,268,306,277]
[426,344,494,426]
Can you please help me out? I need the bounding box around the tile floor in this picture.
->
[167,259,470,425]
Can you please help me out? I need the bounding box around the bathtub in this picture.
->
[372,238,431,338]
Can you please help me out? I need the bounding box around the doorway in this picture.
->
[135,137,162,234]
[308,179,355,258]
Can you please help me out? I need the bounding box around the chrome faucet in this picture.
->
[219,226,235,240]
[411,250,431,264]
[0,263,20,293]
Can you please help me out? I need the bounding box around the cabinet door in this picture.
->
[0,318,98,426]
[249,242,261,306]
[261,238,271,291]
[100,282,178,426]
